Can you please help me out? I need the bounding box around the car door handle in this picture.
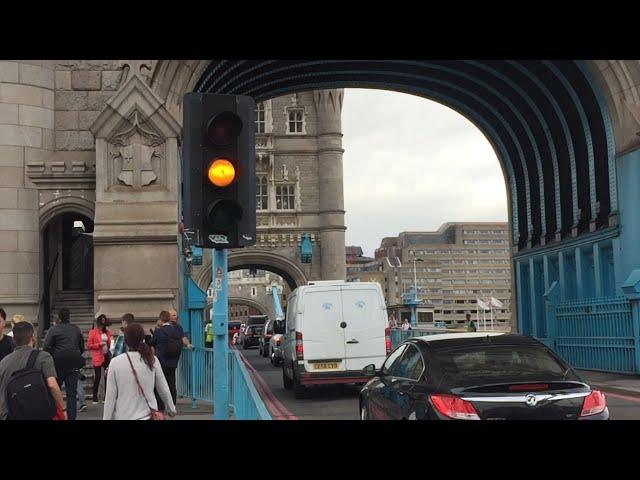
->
[346,339,359,344]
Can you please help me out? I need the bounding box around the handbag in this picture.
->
[124,352,165,420]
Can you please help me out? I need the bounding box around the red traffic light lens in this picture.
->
[206,111,242,145]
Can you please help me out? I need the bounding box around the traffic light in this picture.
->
[182,93,256,249]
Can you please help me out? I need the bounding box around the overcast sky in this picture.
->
[342,89,508,257]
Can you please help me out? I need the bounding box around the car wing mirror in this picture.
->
[363,364,379,377]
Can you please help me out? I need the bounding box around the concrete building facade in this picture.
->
[348,222,512,328]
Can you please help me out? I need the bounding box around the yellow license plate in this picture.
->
[313,362,339,370]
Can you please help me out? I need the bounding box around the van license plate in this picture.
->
[313,363,339,370]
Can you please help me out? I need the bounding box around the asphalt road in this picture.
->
[237,345,360,420]
[237,345,640,420]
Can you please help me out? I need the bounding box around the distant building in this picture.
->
[207,269,289,324]
[348,222,512,328]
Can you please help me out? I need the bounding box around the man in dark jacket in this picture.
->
[43,308,84,420]
[150,310,185,409]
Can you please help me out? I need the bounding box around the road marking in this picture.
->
[601,391,640,404]
[235,347,299,420]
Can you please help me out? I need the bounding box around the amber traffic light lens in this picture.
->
[206,111,242,145]
[207,159,236,187]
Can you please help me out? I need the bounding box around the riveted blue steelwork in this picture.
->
[245,71,533,243]
[575,61,618,213]
[553,296,636,373]
[468,60,561,234]
[543,61,597,223]
[507,61,579,230]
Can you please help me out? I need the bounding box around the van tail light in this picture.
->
[295,331,304,360]
[580,390,607,417]
[431,394,480,420]
[385,327,391,355]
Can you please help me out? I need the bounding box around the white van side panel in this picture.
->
[341,285,387,371]
[299,288,346,369]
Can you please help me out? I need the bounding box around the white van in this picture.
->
[281,281,390,398]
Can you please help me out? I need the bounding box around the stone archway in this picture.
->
[194,249,308,292]
[206,296,269,315]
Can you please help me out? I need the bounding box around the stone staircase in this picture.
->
[47,290,96,399]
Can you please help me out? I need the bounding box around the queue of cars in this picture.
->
[236,280,609,420]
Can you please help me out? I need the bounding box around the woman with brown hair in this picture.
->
[103,323,176,420]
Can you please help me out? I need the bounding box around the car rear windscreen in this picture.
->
[434,345,580,388]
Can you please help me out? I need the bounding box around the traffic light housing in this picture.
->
[182,93,256,249]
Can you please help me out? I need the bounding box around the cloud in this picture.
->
[342,89,508,257]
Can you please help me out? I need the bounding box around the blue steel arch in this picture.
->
[543,61,597,225]
[574,61,618,214]
[194,60,616,253]
[466,61,561,240]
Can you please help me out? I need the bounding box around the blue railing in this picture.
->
[554,296,638,373]
[177,346,272,420]
[390,328,450,349]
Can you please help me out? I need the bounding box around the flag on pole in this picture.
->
[490,297,504,309]
[476,298,490,311]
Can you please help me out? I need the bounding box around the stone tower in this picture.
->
[314,89,346,280]
[0,61,55,324]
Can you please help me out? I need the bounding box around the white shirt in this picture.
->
[103,351,176,420]
[402,323,410,331]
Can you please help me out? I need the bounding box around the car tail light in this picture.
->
[295,331,303,360]
[431,394,480,420]
[385,327,391,355]
[580,390,607,417]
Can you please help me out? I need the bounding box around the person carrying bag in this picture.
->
[102,323,176,420]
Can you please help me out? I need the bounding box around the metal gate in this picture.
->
[554,296,638,373]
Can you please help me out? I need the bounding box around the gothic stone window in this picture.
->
[276,184,295,210]
[287,109,304,134]
[255,102,266,134]
[256,175,268,210]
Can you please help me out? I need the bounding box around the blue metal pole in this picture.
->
[212,248,229,420]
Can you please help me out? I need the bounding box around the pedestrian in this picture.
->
[388,314,396,329]
[466,313,477,332]
[6,313,25,339]
[169,309,193,350]
[103,323,176,420]
[0,307,15,363]
[87,314,112,404]
[149,311,185,410]
[112,313,134,358]
[43,308,84,420]
[401,318,411,331]
[0,321,67,420]
[205,319,214,349]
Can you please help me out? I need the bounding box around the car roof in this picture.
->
[411,333,544,350]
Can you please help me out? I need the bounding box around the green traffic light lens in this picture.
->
[206,199,243,231]
[206,111,242,146]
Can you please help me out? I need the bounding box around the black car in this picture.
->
[240,324,264,350]
[359,333,609,420]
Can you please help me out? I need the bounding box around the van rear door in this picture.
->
[300,287,346,372]
[340,285,387,371]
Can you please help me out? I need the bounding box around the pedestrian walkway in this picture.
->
[77,397,216,420]
[577,370,640,398]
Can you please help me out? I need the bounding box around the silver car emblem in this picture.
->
[525,394,538,407]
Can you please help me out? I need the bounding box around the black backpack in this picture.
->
[6,350,57,420]
[165,326,182,359]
